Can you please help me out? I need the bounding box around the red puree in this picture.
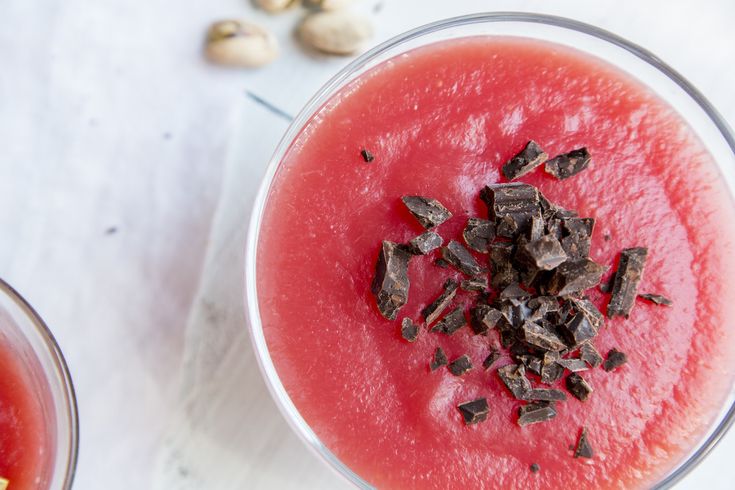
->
[0,339,53,488]
[257,37,735,488]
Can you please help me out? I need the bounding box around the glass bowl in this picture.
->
[245,12,735,489]
[0,278,78,489]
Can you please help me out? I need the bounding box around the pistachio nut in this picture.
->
[302,0,354,10]
[205,20,278,68]
[256,0,300,13]
[299,11,373,55]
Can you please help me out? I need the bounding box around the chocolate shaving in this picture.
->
[371,241,412,320]
[580,343,603,368]
[566,373,593,401]
[400,318,419,342]
[639,293,672,306]
[429,347,448,371]
[481,183,542,238]
[482,349,501,370]
[422,279,459,325]
[607,247,648,318]
[603,348,627,371]
[448,354,473,376]
[407,231,443,255]
[574,427,594,458]
[401,196,452,229]
[545,148,591,180]
[457,398,489,425]
[502,140,548,180]
[525,388,567,402]
[522,321,566,352]
[518,234,568,271]
[470,304,502,335]
[431,306,466,335]
[545,259,607,296]
[518,401,558,426]
[461,276,488,292]
[463,218,495,253]
[360,148,374,162]
[555,358,589,372]
[498,363,532,400]
[441,240,486,276]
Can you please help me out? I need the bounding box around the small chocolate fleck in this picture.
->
[431,306,466,335]
[400,318,419,342]
[518,401,558,426]
[470,305,502,335]
[371,241,412,320]
[482,349,501,370]
[448,354,473,376]
[638,293,673,306]
[555,358,589,372]
[105,226,118,235]
[430,347,448,371]
[463,218,495,253]
[545,148,591,180]
[457,398,489,425]
[574,427,594,458]
[607,247,648,318]
[461,276,488,292]
[360,148,375,162]
[525,388,567,402]
[442,240,486,276]
[502,140,549,180]
[518,235,568,271]
[545,259,607,296]
[406,231,443,255]
[566,373,593,401]
[522,321,567,352]
[530,463,540,473]
[603,348,627,371]
[580,343,603,368]
[498,364,532,399]
[422,279,459,325]
[401,196,452,229]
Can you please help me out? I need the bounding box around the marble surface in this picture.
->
[1,0,734,488]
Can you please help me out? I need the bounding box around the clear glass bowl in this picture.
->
[0,278,78,489]
[245,12,735,489]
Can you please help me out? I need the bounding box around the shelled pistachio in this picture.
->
[205,20,278,67]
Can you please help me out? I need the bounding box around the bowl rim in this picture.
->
[0,277,79,489]
[245,12,735,489]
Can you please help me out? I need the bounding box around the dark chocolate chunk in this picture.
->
[502,140,549,180]
[568,298,604,331]
[401,196,452,229]
[400,318,419,342]
[566,373,593,401]
[482,349,501,370]
[522,321,566,352]
[580,343,603,368]
[525,388,567,402]
[541,351,564,384]
[518,401,558,426]
[545,259,607,296]
[442,240,486,276]
[518,355,543,376]
[470,305,502,335]
[545,148,591,180]
[431,306,466,335]
[518,235,568,271]
[530,463,540,473]
[603,348,627,371]
[558,313,598,349]
[434,258,450,268]
[422,279,459,325]
[574,427,594,458]
[499,283,531,301]
[638,293,673,306]
[490,242,520,289]
[360,148,374,162]
[462,218,495,253]
[407,231,443,255]
[429,347,448,371]
[529,216,545,241]
[371,241,412,320]
[457,398,489,425]
[561,222,593,261]
[448,354,473,376]
[498,363,532,399]
[461,276,488,292]
[480,183,542,238]
[555,358,589,372]
[607,247,648,318]
[527,296,560,320]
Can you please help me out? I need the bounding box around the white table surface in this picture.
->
[1,0,734,488]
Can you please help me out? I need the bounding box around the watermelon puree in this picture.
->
[256,37,735,489]
[0,336,53,488]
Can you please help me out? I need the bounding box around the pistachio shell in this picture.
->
[256,0,300,13]
[299,11,373,55]
[205,20,278,68]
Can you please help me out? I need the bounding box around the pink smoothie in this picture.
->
[256,37,735,488]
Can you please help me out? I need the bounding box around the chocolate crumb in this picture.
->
[430,347,448,371]
[502,140,548,180]
[407,231,443,255]
[431,306,466,335]
[371,241,412,320]
[574,427,594,458]
[518,401,558,426]
[482,349,501,370]
[422,279,459,325]
[400,318,419,342]
[638,293,672,306]
[545,148,591,180]
[607,247,648,318]
[603,348,627,371]
[360,149,374,162]
[463,218,495,253]
[448,354,473,376]
[457,398,489,425]
[442,240,486,276]
[401,196,452,229]
[566,373,593,401]
[530,463,540,473]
